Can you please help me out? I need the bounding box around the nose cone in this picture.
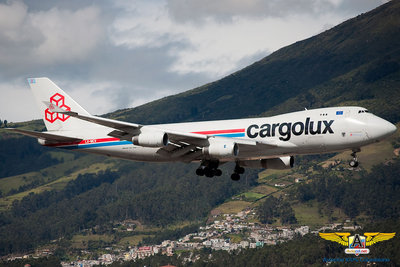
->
[370,118,397,140]
[387,121,397,135]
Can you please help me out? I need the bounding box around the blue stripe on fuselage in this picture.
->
[60,140,132,150]
[213,133,245,138]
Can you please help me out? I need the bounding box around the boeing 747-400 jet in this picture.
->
[8,78,397,180]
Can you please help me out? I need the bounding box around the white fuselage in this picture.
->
[50,106,396,162]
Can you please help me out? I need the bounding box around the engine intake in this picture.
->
[203,138,239,158]
[240,156,294,169]
[132,131,169,147]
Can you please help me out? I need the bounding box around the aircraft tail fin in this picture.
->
[28,77,93,132]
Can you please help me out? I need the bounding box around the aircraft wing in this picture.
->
[44,102,142,135]
[48,104,294,160]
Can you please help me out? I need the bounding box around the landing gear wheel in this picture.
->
[196,168,205,176]
[231,173,240,181]
[234,162,245,175]
[235,166,245,175]
[349,160,359,168]
[349,150,359,168]
[204,167,214,178]
[196,160,221,177]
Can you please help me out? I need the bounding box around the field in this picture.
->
[234,192,266,202]
[71,234,115,249]
[292,201,330,227]
[211,200,252,215]
[0,158,116,211]
[118,235,153,247]
[251,185,278,196]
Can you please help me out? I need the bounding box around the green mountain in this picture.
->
[1,0,400,259]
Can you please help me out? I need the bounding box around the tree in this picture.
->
[3,120,7,127]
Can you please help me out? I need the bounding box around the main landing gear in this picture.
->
[195,161,245,181]
[196,160,222,178]
[231,163,244,181]
[349,149,360,168]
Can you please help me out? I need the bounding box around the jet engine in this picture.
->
[240,156,294,169]
[203,138,239,158]
[132,131,169,147]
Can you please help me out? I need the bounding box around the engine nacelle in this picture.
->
[240,156,294,169]
[38,138,52,146]
[132,131,169,147]
[203,139,239,158]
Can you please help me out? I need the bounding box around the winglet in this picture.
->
[43,101,77,116]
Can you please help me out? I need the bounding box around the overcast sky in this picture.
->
[0,0,388,122]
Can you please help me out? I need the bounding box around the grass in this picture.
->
[132,220,199,234]
[0,154,105,194]
[226,233,244,243]
[251,185,278,196]
[292,202,326,227]
[71,234,115,249]
[212,200,251,215]
[235,192,266,202]
[0,172,44,195]
[118,235,152,247]
[258,168,292,183]
[293,201,349,230]
[0,161,116,211]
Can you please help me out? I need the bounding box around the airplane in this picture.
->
[8,78,397,180]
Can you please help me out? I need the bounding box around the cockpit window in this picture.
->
[358,110,369,113]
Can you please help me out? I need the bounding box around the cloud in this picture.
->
[0,1,103,77]
[30,5,103,64]
[0,80,42,122]
[166,0,389,22]
[333,0,388,14]
[166,0,335,22]
[110,1,346,77]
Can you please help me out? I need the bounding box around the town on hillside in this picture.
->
[6,206,359,267]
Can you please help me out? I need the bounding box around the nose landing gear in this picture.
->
[349,150,360,167]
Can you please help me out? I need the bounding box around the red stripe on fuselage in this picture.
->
[44,137,120,147]
[191,128,245,135]
[45,129,245,147]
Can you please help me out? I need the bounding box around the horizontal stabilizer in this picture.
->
[6,128,82,143]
